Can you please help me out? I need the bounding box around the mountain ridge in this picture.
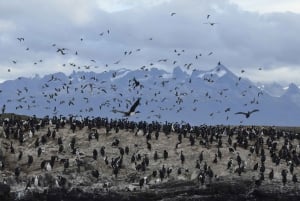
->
[0,65,299,126]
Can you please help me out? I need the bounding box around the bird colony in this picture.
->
[0,116,299,195]
[0,11,299,200]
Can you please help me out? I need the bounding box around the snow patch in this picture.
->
[110,69,131,81]
[162,73,172,79]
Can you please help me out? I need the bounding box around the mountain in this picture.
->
[256,82,286,97]
[283,83,300,95]
[281,83,300,108]
[0,65,300,126]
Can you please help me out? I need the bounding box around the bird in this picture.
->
[253,163,258,171]
[139,177,145,189]
[132,77,140,88]
[18,151,23,161]
[27,155,33,167]
[292,174,298,183]
[112,98,141,117]
[56,48,67,55]
[204,22,218,26]
[180,151,185,164]
[269,169,274,180]
[92,169,99,178]
[170,12,176,16]
[15,167,21,178]
[34,176,39,187]
[46,162,52,171]
[163,150,168,160]
[17,37,24,42]
[235,109,259,118]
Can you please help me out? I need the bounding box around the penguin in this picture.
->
[34,175,39,187]
[46,162,52,171]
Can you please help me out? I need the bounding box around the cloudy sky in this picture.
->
[1,0,300,85]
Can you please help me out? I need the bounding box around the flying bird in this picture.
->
[132,77,140,89]
[204,22,218,26]
[112,98,141,117]
[57,48,67,55]
[171,12,176,16]
[17,37,24,42]
[235,109,259,118]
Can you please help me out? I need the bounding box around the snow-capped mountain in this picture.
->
[256,82,286,97]
[281,83,300,108]
[0,65,299,126]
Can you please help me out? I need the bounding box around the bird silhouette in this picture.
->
[204,22,218,26]
[17,37,24,42]
[235,109,259,118]
[57,48,67,55]
[112,98,141,117]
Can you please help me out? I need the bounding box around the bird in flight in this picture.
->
[171,12,176,16]
[235,109,259,118]
[204,22,218,26]
[132,77,140,89]
[57,48,67,55]
[112,98,141,117]
[17,37,24,42]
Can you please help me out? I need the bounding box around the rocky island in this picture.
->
[0,114,299,201]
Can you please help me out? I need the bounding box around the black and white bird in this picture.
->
[112,98,141,117]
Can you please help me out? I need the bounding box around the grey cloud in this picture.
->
[0,0,300,85]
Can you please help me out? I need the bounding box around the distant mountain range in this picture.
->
[0,65,299,126]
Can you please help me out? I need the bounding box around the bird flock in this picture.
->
[0,115,299,193]
[0,10,298,196]
[1,12,267,124]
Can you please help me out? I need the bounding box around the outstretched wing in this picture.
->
[235,112,247,116]
[112,109,126,115]
[129,98,141,113]
[249,109,259,114]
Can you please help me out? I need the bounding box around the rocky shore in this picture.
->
[1,178,300,201]
[1,116,299,201]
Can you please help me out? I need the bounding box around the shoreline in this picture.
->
[1,115,299,201]
[2,178,300,201]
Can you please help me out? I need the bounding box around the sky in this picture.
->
[0,0,300,86]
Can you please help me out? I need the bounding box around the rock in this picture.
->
[0,148,3,161]
[0,183,10,201]
[190,170,200,180]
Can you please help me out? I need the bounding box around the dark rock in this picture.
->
[9,178,300,201]
[0,183,11,201]
[0,149,3,159]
